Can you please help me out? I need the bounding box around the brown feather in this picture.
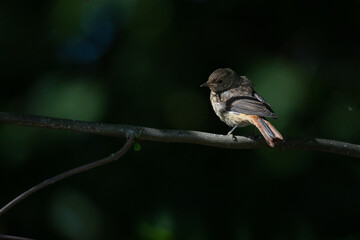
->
[248,115,283,147]
[263,119,283,140]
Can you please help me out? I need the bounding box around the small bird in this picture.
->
[201,68,283,147]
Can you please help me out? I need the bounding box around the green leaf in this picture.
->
[133,142,141,151]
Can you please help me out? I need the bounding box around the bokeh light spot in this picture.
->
[49,189,102,240]
[28,75,106,121]
[137,211,174,240]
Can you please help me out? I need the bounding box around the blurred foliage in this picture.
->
[1,0,360,239]
[137,211,174,240]
[0,126,39,167]
[249,58,309,128]
[49,189,102,240]
[27,75,106,120]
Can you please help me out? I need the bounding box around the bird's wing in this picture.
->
[223,95,278,118]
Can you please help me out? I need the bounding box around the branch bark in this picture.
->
[0,234,35,240]
[0,112,359,158]
[0,134,135,216]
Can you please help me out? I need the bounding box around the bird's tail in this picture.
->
[249,115,283,147]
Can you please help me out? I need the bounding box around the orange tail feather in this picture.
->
[263,119,283,140]
[248,115,283,147]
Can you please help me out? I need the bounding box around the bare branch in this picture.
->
[0,234,35,240]
[0,134,135,216]
[0,112,359,158]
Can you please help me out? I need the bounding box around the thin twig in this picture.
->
[0,112,359,158]
[0,234,35,240]
[0,135,135,216]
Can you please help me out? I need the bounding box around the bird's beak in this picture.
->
[200,82,208,87]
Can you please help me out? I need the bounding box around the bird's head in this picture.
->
[200,68,238,93]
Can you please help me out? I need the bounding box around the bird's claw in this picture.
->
[227,133,238,142]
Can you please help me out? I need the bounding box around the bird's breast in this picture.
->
[210,93,251,128]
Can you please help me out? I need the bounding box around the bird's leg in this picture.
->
[227,126,238,142]
[227,126,237,136]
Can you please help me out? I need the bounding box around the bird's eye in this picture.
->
[217,80,223,83]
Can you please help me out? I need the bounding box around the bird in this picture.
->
[200,68,283,147]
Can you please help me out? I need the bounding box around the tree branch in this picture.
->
[0,134,135,216]
[0,112,359,158]
[0,234,35,240]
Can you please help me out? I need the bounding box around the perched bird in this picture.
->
[201,68,283,147]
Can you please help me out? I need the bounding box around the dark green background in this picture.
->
[1,0,360,239]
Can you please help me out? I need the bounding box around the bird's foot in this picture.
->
[227,133,238,142]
